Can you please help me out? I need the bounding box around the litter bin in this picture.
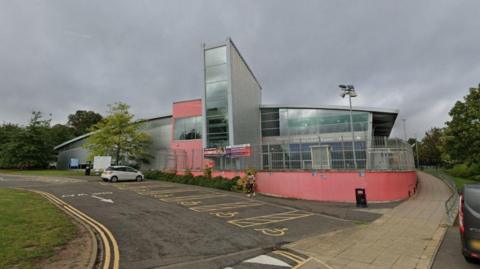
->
[85,165,91,176]
[355,188,367,208]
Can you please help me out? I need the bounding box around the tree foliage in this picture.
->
[418,128,443,166]
[67,110,103,136]
[442,84,480,164]
[84,103,151,165]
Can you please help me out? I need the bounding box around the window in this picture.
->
[204,45,229,147]
[174,116,202,140]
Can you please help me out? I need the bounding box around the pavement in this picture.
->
[288,171,452,269]
[0,173,390,269]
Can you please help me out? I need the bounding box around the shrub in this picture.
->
[203,167,212,179]
[142,170,239,191]
[448,164,471,178]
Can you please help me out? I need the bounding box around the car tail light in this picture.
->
[460,194,465,234]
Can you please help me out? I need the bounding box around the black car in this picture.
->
[460,184,480,262]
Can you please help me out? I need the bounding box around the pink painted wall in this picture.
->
[171,99,204,170]
[172,99,202,118]
[177,169,417,202]
[255,171,417,203]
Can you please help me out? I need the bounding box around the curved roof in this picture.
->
[54,114,172,150]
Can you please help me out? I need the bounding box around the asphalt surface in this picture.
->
[433,225,480,269]
[0,174,393,269]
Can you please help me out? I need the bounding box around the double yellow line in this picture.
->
[33,190,120,269]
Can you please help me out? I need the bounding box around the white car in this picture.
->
[101,166,144,182]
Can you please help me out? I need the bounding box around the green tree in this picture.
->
[0,112,53,168]
[84,103,151,165]
[418,128,443,166]
[49,124,76,148]
[443,84,480,164]
[67,110,103,136]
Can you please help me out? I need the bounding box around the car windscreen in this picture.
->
[105,167,113,171]
[465,187,480,211]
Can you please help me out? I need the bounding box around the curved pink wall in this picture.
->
[256,171,417,203]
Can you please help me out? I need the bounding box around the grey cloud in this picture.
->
[1,0,479,139]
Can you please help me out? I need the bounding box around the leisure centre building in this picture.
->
[55,38,416,203]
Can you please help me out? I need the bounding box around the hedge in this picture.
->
[143,170,239,191]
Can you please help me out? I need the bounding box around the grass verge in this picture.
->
[0,169,85,177]
[0,188,77,269]
[423,168,478,192]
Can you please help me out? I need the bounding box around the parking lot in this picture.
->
[0,175,388,269]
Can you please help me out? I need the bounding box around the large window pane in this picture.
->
[174,116,202,140]
[206,81,228,100]
[206,64,227,83]
[279,108,369,136]
[205,46,227,67]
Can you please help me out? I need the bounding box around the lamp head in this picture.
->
[338,84,347,89]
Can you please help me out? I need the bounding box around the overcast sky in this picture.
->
[1,0,479,139]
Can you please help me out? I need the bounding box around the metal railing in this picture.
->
[148,136,415,172]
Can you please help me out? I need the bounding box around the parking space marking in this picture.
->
[179,201,202,206]
[273,250,307,264]
[210,211,239,218]
[190,201,264,212]
[254,227,288,237]
[135,188,200,196]
[160,193,228,202]
[228,210,314,228]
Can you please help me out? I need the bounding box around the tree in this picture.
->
[0,112,54,168]
[84,103,151,165]
[418,128,443,166]
[443,84,480,164]
[67,110,103,136]
[48,124,76,148]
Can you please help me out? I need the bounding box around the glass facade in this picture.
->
[205,46,229,147]
[174,116,202,140]
[261,108,369,137]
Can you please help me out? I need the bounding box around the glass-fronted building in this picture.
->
[55,38,411,172]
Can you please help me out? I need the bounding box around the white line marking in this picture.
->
[91,195,114,203]
[244,255,291,267]
[92,192,113,195]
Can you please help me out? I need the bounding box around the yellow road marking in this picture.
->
[179,201,202,206]
[254,228,288,237]
[291,257,313,269]
[35,191,120,269]
[210,211,239,218]
[160,193,228,202]
[273,250,305,264]
[190,201,264,212]
[228,210,314,228]
[136,188,199,195]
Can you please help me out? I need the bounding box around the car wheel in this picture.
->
[464,255,478,263]
[110,176,118,183]
[136,175,143,182]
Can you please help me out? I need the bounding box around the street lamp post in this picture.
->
[339,85,358,169]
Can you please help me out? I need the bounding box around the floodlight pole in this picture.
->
[348,93,358,169]
[340,85,358,170]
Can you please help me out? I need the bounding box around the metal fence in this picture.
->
[153,135,415,172]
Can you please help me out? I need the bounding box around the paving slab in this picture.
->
[288,171,452,269]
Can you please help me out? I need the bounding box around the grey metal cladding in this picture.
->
[229,40,262,146]
[56,117,173,170]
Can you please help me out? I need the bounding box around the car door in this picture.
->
[116,167,127,180]
[125,167,137,180]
